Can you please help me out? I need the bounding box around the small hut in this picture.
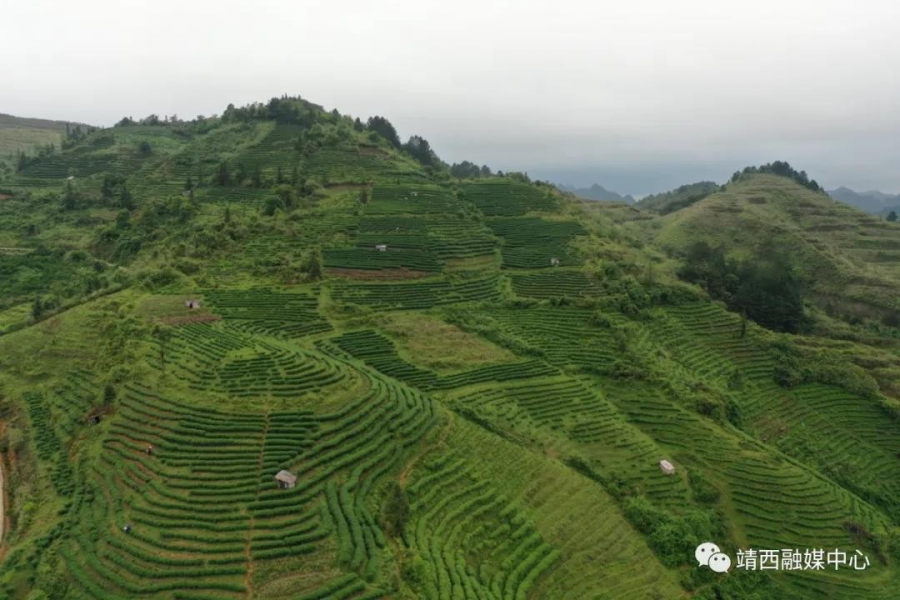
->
[275,470,297,490]
[550,257,560,267]
[123,523,132,534]
[375,244,388,252]
[185,299,202,309]
[659,459,676,475]
[86,410,103,426]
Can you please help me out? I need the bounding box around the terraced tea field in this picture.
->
[487,217,587,268]
[461,181,557,216]
[204,288,332,339]
[62,349,438,598]
[402,415,685,599]
[331,274,502,310]
[478,307,619,370]
[602,378,897,599]
[323,184,497,274]
[510,270,603,299]
[3,102,900,600]
[329,330,556,391]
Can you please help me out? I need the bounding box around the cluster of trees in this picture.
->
[731,161,821,192]
[402,135,439,167]
[222,96,324,126]
[365,115,441,168]
[294,121,358,156]
[114,114,185,127]
[366,116,401,148]
[14,143,56,173]
[93,190,200,263]
[887,211,898,222]
[100,175,135,209]
[624,495,719,568]
[213,161,314,192]
[450,161,493,179]
[678,241,808,333]
[61,124,94,149]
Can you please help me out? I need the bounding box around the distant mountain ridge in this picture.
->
[558,182,635,204]
[828,186,900,216]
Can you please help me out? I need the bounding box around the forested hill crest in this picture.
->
[0,97,899,600]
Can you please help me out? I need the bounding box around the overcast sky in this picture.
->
[4,0,900,195]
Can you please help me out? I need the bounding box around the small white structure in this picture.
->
[275,470,297,490]
[185,299,202,309]
[550,257,560,267]
[375,244,388,252]
[659,460,676,475]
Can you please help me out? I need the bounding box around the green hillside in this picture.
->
[0,98,898,600]
[636,181,721,215]
[0,114,93,174]
[656,174,900,321]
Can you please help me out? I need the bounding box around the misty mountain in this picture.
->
[557,183,635,204]
[828,186,900,216]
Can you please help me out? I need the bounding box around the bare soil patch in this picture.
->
[161,313,222,327]
[327,267,430,280]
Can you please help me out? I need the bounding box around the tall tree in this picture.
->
[403,135,437,167]
[31,296,43,321]
[366,116,401,149]
[64,179,77,210]
[119,185,134,210]
[216,161,231,187]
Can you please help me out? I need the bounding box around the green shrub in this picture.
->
[688,469,720,503]
[624,496,719,567]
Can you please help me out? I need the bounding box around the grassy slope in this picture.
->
[0,109,898,600]
[0,113,87,161]
[635,181,720,215]
[656,174,900,316]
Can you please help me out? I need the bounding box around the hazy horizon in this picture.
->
[5,0,900,196]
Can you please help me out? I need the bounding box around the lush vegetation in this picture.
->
[0,98,899,600]
[678,241,808,332]
[731,160,823,192]
[636,181,720,214]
